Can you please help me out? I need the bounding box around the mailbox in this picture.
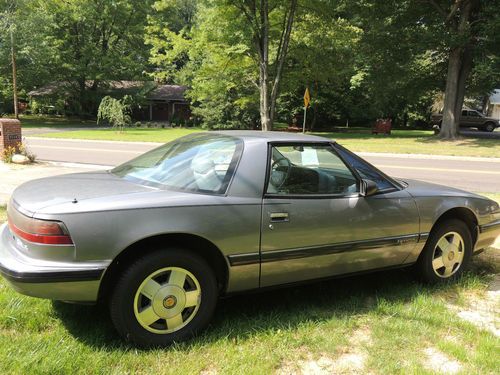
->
[0,118,22,154]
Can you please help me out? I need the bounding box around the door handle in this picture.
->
[270,212,289,222]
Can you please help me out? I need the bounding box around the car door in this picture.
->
[460,110,470,127]
[468,110,484,128]
[260,143,419,287]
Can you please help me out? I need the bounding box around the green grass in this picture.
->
[33,125,500,157]
[313,129,500,158]
[0,203,499,373]
[480,193,500,203]
[16,114,96,128]
[34,127,204,142]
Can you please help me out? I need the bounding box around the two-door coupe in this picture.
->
[1,131,499,347]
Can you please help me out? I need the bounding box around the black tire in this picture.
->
[483,122,495,132]
[109,248,218,348]
[416,219,472,284]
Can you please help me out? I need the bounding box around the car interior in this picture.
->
[267,146,358,195]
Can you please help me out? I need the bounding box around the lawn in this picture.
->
[0,204,499,374]
[32,126,500,157]
[34,127,204,143]
[316,129,500,158]
[16,114,97,128]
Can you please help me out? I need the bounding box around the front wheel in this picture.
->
[417,219,472,284]
[109,248,218,347]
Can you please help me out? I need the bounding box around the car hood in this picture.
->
[402,178,485,199]
[11,171,156,215]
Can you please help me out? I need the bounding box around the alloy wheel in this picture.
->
[133,267,201,334]
[431,231,465,278]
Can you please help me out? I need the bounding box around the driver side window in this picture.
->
[267,144,358,195]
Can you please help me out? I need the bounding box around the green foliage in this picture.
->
[0,0,154,116]
[1,0,500,128]
[97,95,132,132]
[1,141,35,163]
[1,144,16,163]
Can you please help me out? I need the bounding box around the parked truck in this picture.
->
[430,109,499,132]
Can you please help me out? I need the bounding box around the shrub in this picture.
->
[18,142,36,163]
[97,95,132,132]
[1,145,17,163]
[1,142,36,163]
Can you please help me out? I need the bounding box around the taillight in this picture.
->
[7,212,73,245]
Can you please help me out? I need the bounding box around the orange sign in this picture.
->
[304,87,311,108]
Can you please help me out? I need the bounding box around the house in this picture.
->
[485,89,500,120]
[27,80,190,122]
[134,84,190,122]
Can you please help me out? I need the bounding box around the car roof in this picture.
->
[210,130,334,143]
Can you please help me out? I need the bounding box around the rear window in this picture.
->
[112,134,242,194]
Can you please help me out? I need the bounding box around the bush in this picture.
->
[1,141,36,163]
[97,95,132,132]
[1,145,17,163]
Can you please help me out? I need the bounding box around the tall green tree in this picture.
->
[0,0,56,113]
[147,0,299,130]
[427,0,480,139]
[231,0,298,130]
[45,0,154,113]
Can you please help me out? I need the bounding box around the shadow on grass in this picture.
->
[315,129,498,149]
[19,115,96,129]
[51,258,495,352]
[314,130,433,140]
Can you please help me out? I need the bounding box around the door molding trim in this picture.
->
[228,233,424,266]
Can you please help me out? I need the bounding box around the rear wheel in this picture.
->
[109,248,218,347]
[417,219,472,284]
[483,122,495,132]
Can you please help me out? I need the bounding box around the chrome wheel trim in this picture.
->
[431,231,465,278]
[133,267,201,334]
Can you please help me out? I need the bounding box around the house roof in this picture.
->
[28,81,188,102]
[148,85,188,101]
[489,89,500,105]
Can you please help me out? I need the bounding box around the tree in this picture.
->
[0,0,21,117]
[427,0,479,139]
[97,95,132,132]
[145,0,197,83]
[37,0,154,114]
[232,0,298,130]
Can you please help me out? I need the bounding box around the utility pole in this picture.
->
[10,27,18,119]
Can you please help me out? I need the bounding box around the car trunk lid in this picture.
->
[11,171,156,214]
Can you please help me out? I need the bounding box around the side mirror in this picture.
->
[362,179,378,197]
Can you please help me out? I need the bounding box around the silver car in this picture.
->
[1,131,499,347]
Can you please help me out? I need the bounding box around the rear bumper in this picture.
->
[0,223,107,302]
[475,220,500,252]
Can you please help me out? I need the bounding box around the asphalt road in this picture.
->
[25,137,500,193]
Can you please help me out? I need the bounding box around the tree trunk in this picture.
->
[238,0,297,131]
[10,28,18,119]
[258,0,271,131]
[78,78,86,115]
[454,45,473,123]
[440,47,462,139]
[259,61,271,131]
[268,0,297,129]
[438,0,477,140]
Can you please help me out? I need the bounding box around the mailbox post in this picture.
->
[0,118,22,154]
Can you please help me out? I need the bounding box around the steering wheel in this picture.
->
[269,157,292,190]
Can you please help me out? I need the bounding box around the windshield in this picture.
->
[112,134,243,194]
